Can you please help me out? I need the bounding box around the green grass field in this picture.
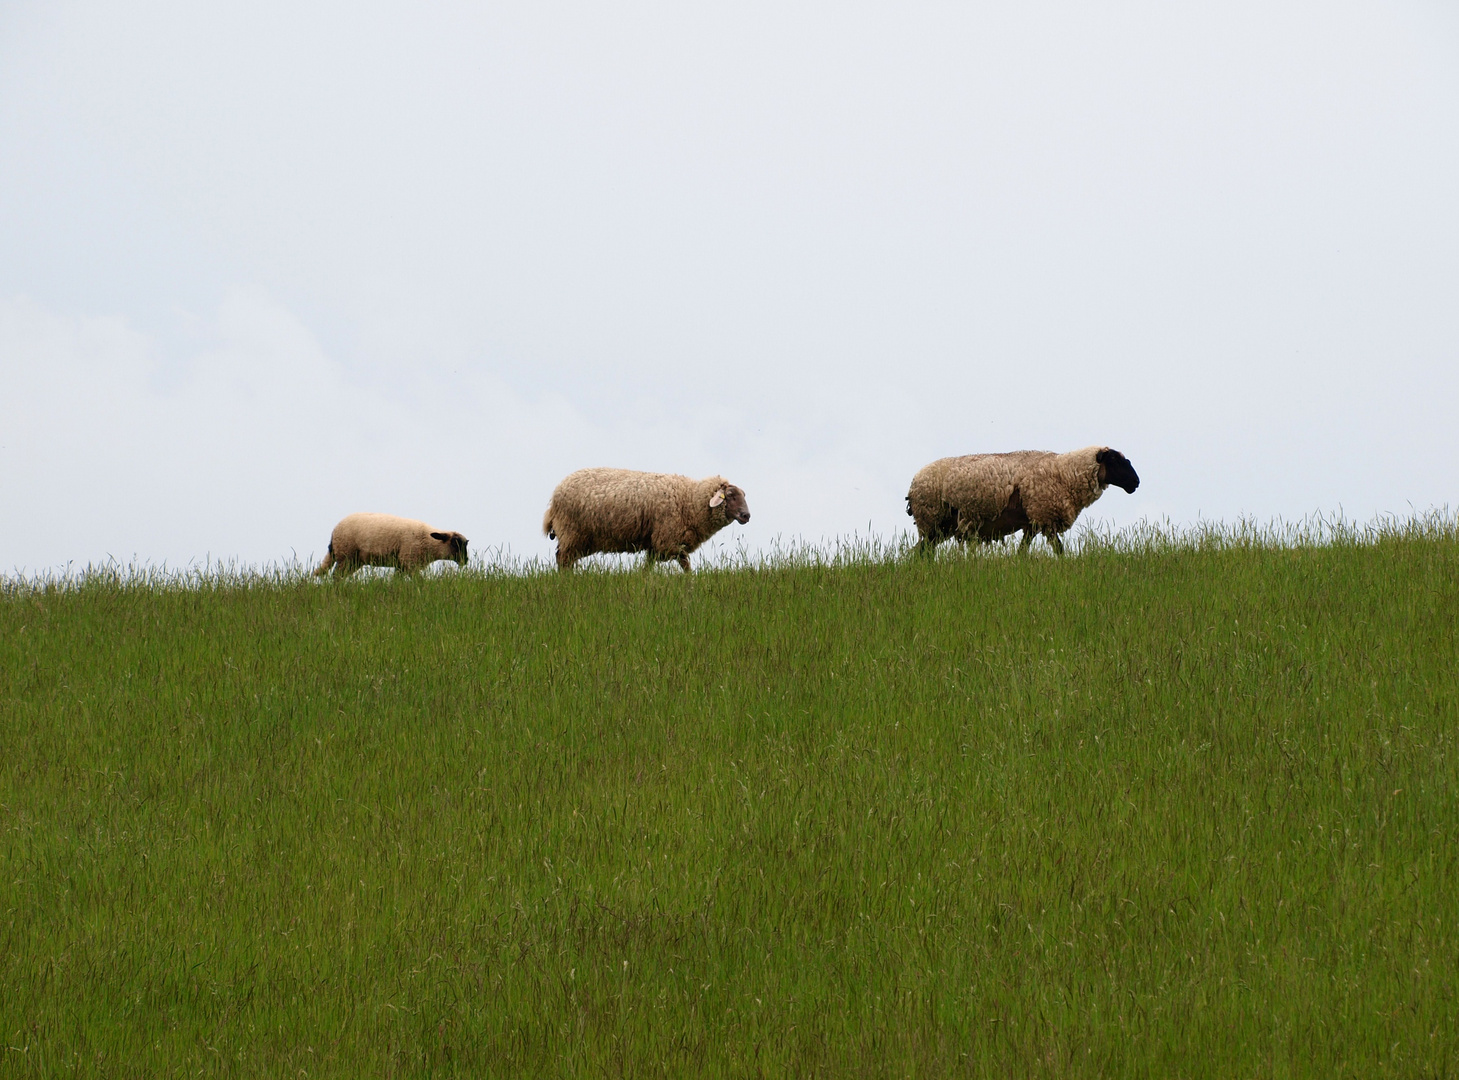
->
[2,521,1457,1077]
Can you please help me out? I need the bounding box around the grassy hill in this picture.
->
[2,522,1456,1077]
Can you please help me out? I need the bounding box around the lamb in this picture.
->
[542,468,751,571]
[906,446,1139,556]
[313,513,469,576]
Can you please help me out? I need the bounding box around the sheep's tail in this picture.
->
[313,542,335,577]
[541,505,556,541]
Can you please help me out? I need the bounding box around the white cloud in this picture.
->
[0,291,589,570]
[2,291,895,571]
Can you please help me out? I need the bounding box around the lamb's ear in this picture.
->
[430,531,450,541]
[709,488,726,508]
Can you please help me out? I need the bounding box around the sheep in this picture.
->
[542,468,751,571]
[906,446,1139,556]
[313,513,469,577]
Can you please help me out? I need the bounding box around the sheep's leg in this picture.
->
[676,553,692,573]
[910,507,955,558]
[1018,529,1035,553]
[396,545,429,576]
[915,516,959,558]
[313,551,335,576]
[1048,533,1065,557]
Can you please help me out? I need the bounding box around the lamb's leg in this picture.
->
[395,546,427,576]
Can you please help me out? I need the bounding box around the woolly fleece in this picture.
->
[314,513,469,576]
[907,446,1138,554]
[543,468,751,571]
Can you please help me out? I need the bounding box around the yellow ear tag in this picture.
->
[709,490,726,508]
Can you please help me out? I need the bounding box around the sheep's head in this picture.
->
[430,531,470,566]
[1095,449,1140,493]
[709,483,751,525]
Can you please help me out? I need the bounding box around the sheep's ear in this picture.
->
[709,489,726,508]
[430,531,450,541]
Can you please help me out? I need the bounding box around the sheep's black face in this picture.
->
[1096,449,1140,493]
[433,531,470,566]
[723,486,751,525]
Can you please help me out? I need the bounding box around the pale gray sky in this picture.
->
[2,2,1456,572]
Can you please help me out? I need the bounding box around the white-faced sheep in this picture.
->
[314,513,469,576]
[906,446,1139,556]
[542,468,751,571]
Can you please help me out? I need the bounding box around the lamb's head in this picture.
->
[430,530,470,566]
[1095,449,1140,494]
[708,483,751,525]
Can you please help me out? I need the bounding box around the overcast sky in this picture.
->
[2,2,1456,572]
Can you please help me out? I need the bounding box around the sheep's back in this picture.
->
[934,452,1049,521]
[549,469,695,539]
[333,513,432,558]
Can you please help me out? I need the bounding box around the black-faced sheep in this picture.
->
[314,513,469,576]
[542,468,751,572]
[907,446,1139,556]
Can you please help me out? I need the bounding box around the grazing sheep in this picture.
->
[907,446,1139,556]
[314,513,469,577]
[542,468,751,571]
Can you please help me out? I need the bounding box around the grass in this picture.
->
[2,518,1457,1077]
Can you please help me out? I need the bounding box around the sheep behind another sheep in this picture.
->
[543,468,751,571]
[907,446,1139,555]
[314,513,469,576]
